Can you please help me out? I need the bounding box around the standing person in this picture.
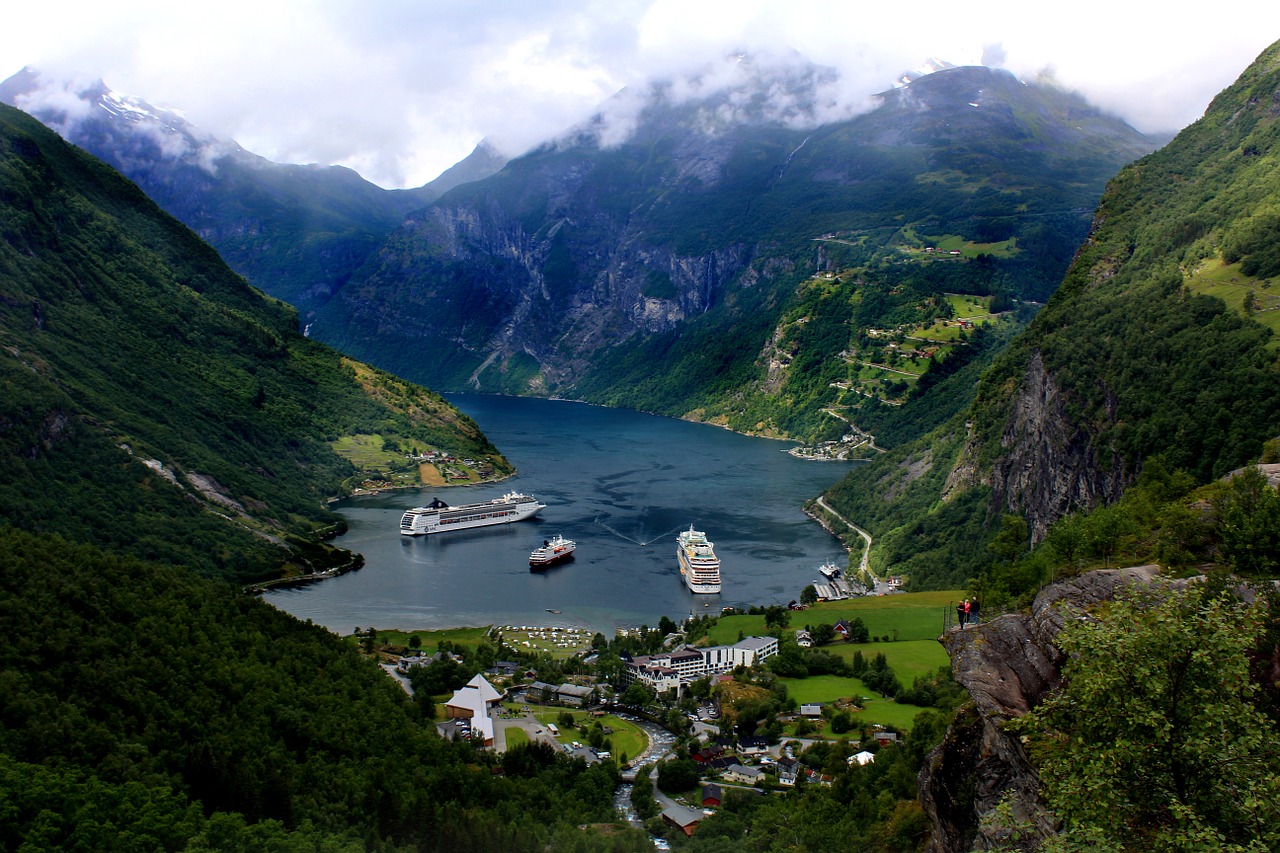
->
[963,599,972,628]
[970,599,981,626]
[956,600,966,630]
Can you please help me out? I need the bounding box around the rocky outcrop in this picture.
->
[985,351,1132,544]
[920,566,1167,852]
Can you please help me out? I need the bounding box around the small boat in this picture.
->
[546,609,562,614]
[530,534,576,568]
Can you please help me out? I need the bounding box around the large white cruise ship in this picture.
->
[677,525,722,594]
[399,492,545,535]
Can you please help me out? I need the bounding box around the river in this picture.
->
[265,395,856,634]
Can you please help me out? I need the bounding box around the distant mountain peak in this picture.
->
[895,58,959,88]
[0,66,233,168]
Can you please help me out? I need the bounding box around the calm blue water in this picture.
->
[265,395,856,634]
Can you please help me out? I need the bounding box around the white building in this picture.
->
[625,636,779,691]
[443,674,503,746]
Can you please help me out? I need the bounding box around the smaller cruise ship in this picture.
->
[677,525,722,594]
[529,535,576,568]
[818,561,842,580]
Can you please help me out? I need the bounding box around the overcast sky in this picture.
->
[4,1,1279,189]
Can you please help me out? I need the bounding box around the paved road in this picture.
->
[815,496,874,578]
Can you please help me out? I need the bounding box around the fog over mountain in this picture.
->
[4,0,1277,188]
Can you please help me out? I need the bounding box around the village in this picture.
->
[366,589,962,842]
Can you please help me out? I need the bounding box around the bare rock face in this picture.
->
[989,351,1131,544]
[919,566,1164,851]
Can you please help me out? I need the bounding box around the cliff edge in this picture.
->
[918,566,1170,851]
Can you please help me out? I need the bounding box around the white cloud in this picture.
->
[3,1,1279,188]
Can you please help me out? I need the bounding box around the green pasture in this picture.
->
[930,234,1020,259]
[706,591,961,647]
[944,293,992,318]
[504,727,530,749]
[1186,258,1280,342]
[330,434,402,469]
[818,640,950,684]
[776,640,948,703]
[911,323,966,342]
[778,674,932,733]
[361,625,493,651]
[895,229,1019,260]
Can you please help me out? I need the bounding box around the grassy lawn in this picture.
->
[354,623,592,661]
[504,727,529,749]
[816,640,949,685]
[705,591,962,647]
[777,673,933,733]
[364,625,494,651]
[779,674,859,705]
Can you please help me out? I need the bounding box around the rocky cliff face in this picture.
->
[956,350,1132,543]
[919,566,1169,851]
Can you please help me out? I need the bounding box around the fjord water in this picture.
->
[266,395,856,634]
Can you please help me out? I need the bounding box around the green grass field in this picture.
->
[363,625,494,650]
[1186,257,1280,343]
[706,591,961,647]
[778,674,932,733]
[815,640,949,684]
[353,624,591,661]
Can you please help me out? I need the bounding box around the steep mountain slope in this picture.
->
[824,39,1280,586]
[312,61,1155,436]
[0,102,509,583]
[0,68,505,312]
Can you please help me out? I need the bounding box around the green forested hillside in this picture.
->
[823,39,1280,591]
[0,527,643,852]
[0,103,509,582]
[0,100,643,852]
[314,65,1154,444]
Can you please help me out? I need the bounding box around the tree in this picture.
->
[1082,505,1133,568]
[812,623,836,646]
[1213,467,1280,576]
[656,758,700,794]
[1014,587,1280,849]
[800,584,818,606]
[764,605,791,631]
[621,682,654,708]
[988,514,1029,567]
[1043,513,1087,577]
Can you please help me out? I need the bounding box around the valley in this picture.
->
[3,28,1280,853]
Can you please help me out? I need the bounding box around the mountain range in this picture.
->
[0,101,508,584]
[3,35,1280,853]
[3,60,1158,445]
[0,67,506,312]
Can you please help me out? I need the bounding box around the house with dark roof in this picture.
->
[701,783,723,808]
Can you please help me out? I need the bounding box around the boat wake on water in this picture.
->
[593,517,684,547]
